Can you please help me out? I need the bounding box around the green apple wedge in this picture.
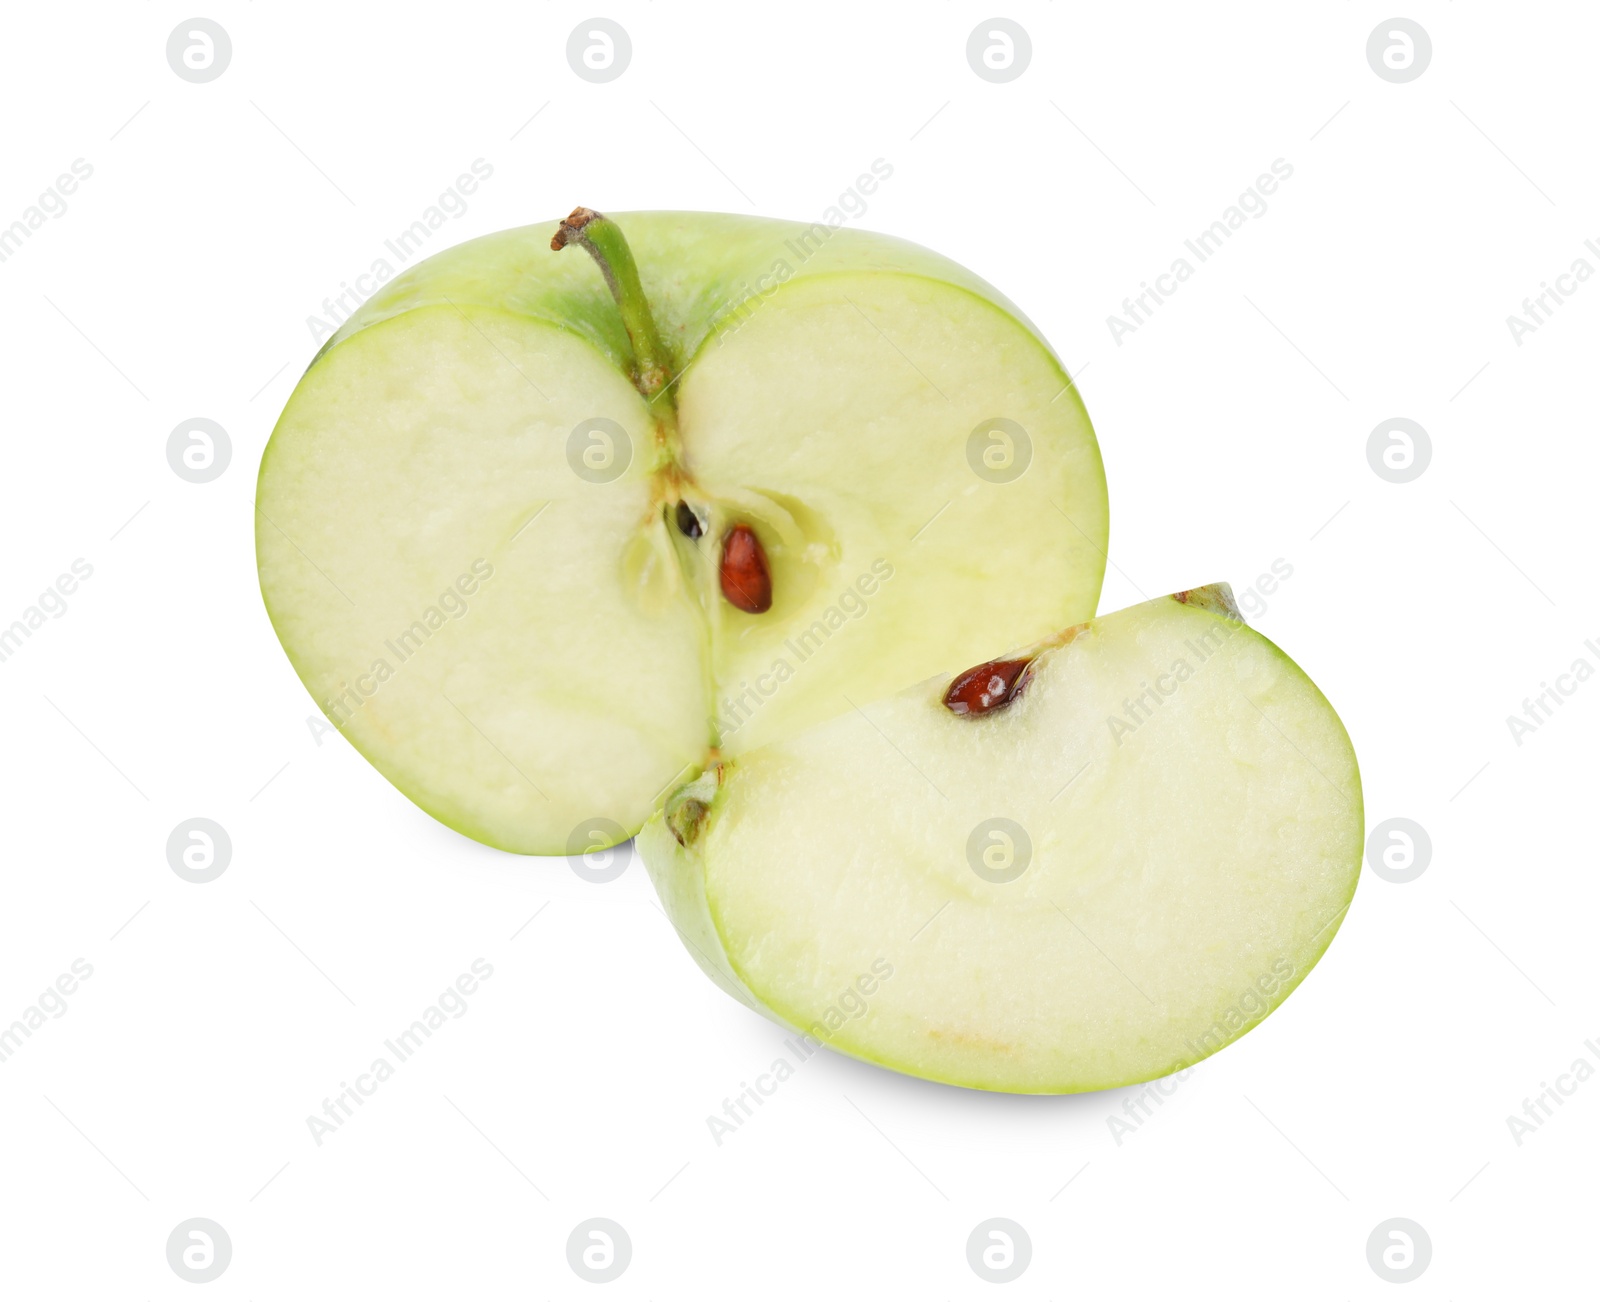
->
[257,209,1107,853]
[639,585,1362,1093]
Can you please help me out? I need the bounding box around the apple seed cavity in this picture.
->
[674,501,703,539]
[667,796,710,847]
[719,523,772,613]
[943,657,1033,716]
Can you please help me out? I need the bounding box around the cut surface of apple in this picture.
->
[258,211,1107,852]
[640,587,1362,1093]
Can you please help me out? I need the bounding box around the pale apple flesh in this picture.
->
[639,588,1363,1093]
[257,213,1107,853]
[257,305,709,850]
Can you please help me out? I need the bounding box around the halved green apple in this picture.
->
[639,587,1362,1092]
[257,210,1107,852]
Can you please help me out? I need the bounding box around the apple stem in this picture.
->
[552,208,673,405]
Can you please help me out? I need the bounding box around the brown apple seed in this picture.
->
[719,523,772,613]
[943,658,1033,716]
[675,501,703,539]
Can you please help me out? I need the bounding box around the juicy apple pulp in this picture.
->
[257,211,1107,853]
[639,587,1363,1093]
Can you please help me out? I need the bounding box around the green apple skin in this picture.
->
[310,210,1065,378]
[258,213,1108,854]
[639,588,1363,1095]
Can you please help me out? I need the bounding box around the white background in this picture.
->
[0,2,1594,1296]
